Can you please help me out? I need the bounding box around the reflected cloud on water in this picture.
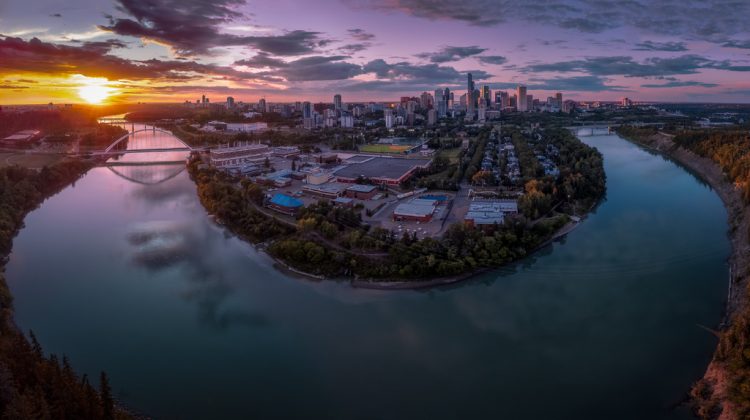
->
[125,218,271,331]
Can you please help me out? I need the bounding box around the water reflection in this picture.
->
[4,134,731,420]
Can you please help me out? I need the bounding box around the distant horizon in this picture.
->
[2,0,750,104]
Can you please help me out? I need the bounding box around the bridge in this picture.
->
[106,163,186,186]
[567,125,618,137]
[100,127,193,154]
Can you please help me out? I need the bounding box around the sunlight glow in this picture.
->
[73,75,117,104]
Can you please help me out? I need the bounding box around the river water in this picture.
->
[5,132,729,419]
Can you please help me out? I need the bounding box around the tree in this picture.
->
[100,372,113,420]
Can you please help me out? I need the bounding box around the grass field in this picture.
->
[439,147,463,163]
[0,152,66,169]
[359,144,411,154]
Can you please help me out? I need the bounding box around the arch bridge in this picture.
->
[92,127,196,156]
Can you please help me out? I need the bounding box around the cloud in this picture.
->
[722,40,750,49]
[0,36,275,83]
[363,59,490,83]
[641,80,719,88]
[477,55,508,65]
[340,43,370,54]
[633,41,688,52]
[347,28,375,41]
[415,45,486,63]
[354,0,750,42]
[234,52,288,68]
[275,56,363,81]
[99,0,329,56]
[0,84,29,89]
[527,76,629,92]
[523,55,750,77]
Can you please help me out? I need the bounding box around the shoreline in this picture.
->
[616,130,750,420]
[349,218,583,290]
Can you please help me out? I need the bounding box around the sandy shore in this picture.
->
[618,131,750,420]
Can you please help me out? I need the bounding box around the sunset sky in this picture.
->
[1,0,750,104]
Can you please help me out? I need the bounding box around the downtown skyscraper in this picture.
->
[466,73,475,120]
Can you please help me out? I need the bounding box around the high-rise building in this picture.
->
[467,73,475,118]
[420,91,433,109]
[495,91,509,109]
[333,94,342,111]
[516,85,527,111]
[384,108,394,129]
[434,89,445,117]
[621,97,633,107]
[302,101,312,119]
[478,101,487,122]
[427,109,437,126]
[555,92,563,108]
[480,85,491,108]
[527,95,534,111]
[340,113,354,128]
[258,98,267,112]
[226,96,235,108]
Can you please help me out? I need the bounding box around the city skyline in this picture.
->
[2,0,750,104]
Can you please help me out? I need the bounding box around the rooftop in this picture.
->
[334,157,431,181]
[346,184,377,193]
[270,193,303,208]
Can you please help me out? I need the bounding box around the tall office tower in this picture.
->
[459,93,467,108]
[467,73,475,118]
[478,101,487,122]
[434,89,445,117]
[384,108,394,129]
[527,95,534,111]
[444,88,452,110]
[226,96,235,108]
[258,98,267,112]
[449,91,454,107]
[481,85,491,107]
[555,92,563,108]
[302,101,312,119]
[333,94,342,111]
[427,109,437,126]
[420,91,433,109]
[516,85,527,111]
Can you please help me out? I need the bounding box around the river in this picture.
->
[5,131,729,419]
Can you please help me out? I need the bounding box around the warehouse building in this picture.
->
[393,198,437,222]
[464,200,518,227]
[344,184,378,200]
[334,157,431,186]
[268,193,303,216]
[210,143,270,168]
[302,183,344,200]
[1,130,40,147]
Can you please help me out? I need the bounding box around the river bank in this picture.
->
[617,129,750,420]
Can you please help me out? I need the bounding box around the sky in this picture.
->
[1,0,750,104]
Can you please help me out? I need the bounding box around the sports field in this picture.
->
[359,144,411,154]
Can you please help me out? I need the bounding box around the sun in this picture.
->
[73,75,118,104]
